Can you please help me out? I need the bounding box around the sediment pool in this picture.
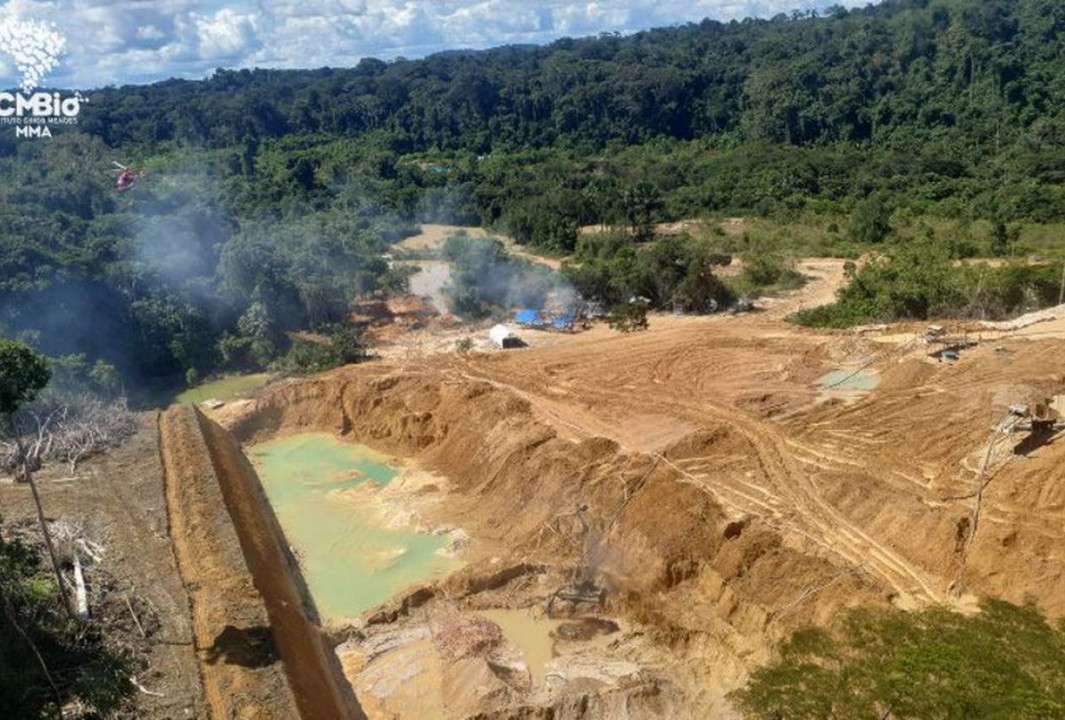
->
[249,433,461,622]
[818,368,881,392]
[478,609,563,686]
[817,368,881,402]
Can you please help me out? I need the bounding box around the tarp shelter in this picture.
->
[515,309,543,327]
[552,315,576,332]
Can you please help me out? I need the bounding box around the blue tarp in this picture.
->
[552,315,576,331]
[515,309,543,326]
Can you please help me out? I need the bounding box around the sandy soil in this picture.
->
[397,224,565,271]
[338,256,1064,620]
[421,329,1062,613]
[395,224,493,252]
[404,259,451,313]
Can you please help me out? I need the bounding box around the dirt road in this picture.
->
[397,223,564,270]
[435,329,944,606]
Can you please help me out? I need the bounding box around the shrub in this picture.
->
[609,302,649,332]
[740,253,805,293]
[0,524,134,717]
[848,193,894,244]
[275,323,368,374]
[567,234,733,313]
[732,600,1065,720]
[792,239,1062,328]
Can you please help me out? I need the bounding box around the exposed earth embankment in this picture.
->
[170,288,1065,717]
[159,404,363,720]
[224,366,883,715]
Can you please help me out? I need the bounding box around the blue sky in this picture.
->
[0,0,876,89]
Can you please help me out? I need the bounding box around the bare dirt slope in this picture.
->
[213,265,1064,716]
[159,405,301,720]
[425,312,1064,610]
[160,405,365,720]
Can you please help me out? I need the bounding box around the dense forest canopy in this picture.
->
[70,0,1065,154]
[2,0,1065,392]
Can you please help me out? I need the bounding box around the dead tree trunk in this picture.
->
[12,429,75,622]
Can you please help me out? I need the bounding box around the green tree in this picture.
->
[623,181,663,243]
[0,340,75,623]
[237,300,281,367]
[88,360,121,397]
[848,193,894,244]
[991,219,1020,258]
[0,340,51,416]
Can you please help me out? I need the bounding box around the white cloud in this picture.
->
[136,25,168,42]
[0,0,879,88]
[195,8,259,59]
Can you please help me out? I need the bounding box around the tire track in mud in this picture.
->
[440,359,947,606]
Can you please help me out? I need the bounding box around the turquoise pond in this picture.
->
[248,433,461,621]
[818,369,881,392]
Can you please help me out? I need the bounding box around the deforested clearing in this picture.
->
[165,269,1065,717]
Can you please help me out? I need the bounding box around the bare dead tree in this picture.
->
[1,396,133,622]
[10,418,76,622]
[1,396,136,475]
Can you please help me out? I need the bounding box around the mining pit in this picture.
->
[157,275,1065,718]
[160,372,729,719]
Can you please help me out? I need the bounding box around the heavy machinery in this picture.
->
[1008,398,1063,457]
[1010,399,1063,433]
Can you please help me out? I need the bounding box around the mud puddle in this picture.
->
[817,368,880,401]
[477,609,563,686]
[249,433,462,621]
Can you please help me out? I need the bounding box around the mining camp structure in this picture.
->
[490,323,522,349]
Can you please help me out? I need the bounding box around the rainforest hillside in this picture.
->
[2,0,1064,391]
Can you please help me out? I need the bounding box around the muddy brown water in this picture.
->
[478,609,563,686]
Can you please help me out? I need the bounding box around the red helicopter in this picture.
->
[112,161,144,193]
